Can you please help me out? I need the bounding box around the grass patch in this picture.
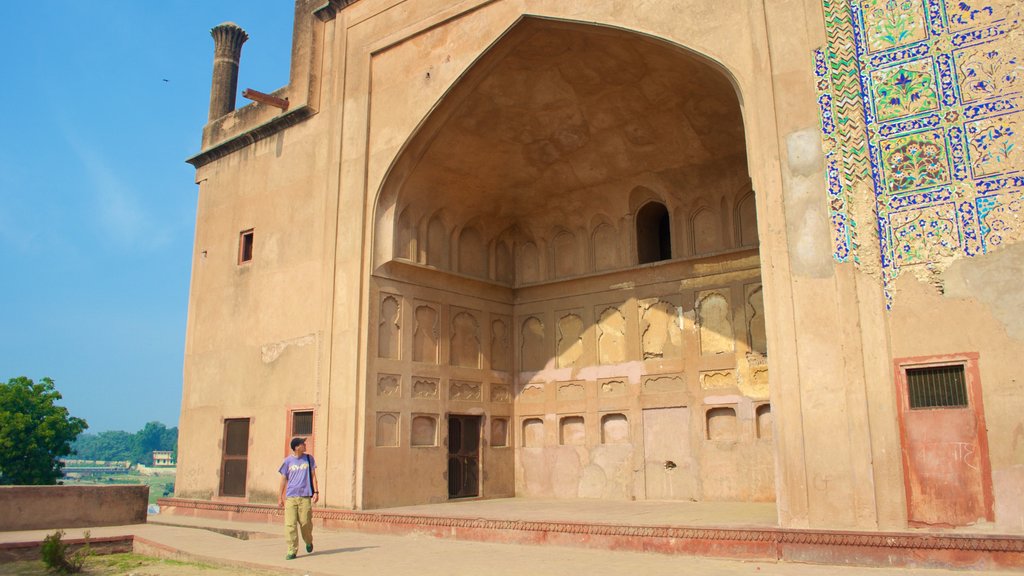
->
[0,553,261,575]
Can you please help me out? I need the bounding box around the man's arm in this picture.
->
[311,469,319,504]
[278,474,287,507]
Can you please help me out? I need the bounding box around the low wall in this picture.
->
[0,485,148,531]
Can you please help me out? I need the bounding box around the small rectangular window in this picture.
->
[292,410,313,436]
[907,365,968,409]
[239,229,254,264]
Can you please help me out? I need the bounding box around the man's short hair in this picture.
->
[290,437,306,451]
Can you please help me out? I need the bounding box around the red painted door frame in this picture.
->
[894,353,994,527]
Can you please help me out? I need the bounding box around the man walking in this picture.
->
[278,437,319,559]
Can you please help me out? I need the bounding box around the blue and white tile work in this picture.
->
[816,0,1023,303]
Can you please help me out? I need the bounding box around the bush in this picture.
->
[40,530,90,574]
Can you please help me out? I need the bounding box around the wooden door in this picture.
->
[642,407,697,500]
[895,357,993,527]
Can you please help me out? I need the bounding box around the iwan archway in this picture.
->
[365,17,772,510]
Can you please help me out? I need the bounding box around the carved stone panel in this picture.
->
[449,380,482,401]
[697,291,734,355]
[491,418,509,447]
[639,299,683,360]
[412,377,439,399]
[642,374,685,394]
[601,413,629,444]
[557,381,586,401]
[519,382,545,403]
[458,227,487,278]
[377,373,401,397]
[490,317,511,372]
[560,416,585,446]
[597,306,628,364]
[376,413,399,447]
[522,418,545,447]
[556,312,584,368]
[593,223,619,271]
[521,316,547,371]
[378,294,401,359]
[411,414,437,447]
[427,216,448,269]
[450,309,481,368]
[495,241,514,284]
[746,284,767,355]
[517,241,541,284]
[700,370,736,390]
[490,383,511,403]
[413,304,439,363]
[706,406,738,441]
[552,231,578,277]
[599,378,627,397]
[692,209,722,254]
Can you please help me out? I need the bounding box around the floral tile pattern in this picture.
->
[966,112,1023,177]
[889,203,961,265]
[871,59,940,120]
[816,0,1024,304]
[881,130,952,192]
[863,0,929,52]
[944,0,1017,32]
[955,38,1024,103]
[977,188,1024,249]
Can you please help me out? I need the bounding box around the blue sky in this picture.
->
[1,3,294,433]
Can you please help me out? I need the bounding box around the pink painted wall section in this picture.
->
[0,485,148,531]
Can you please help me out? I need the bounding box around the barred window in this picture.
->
[907,365,967,409]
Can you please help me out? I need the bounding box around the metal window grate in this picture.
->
[907,365,967,409]
[292,411,313,436]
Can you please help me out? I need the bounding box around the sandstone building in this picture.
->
[175,0,1024,532]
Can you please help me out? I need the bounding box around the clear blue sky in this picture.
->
[1,3,294,433]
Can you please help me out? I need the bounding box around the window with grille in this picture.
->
[907,365,968,409]
[292,411,313,436]
[220,418,250,497]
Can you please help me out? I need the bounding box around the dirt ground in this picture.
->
[0,553,282,576]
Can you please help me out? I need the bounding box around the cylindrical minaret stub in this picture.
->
[208,22,249,121]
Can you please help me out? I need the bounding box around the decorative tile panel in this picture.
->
[977,188,1024,249]
[817,0,1024,302]
[944,0,1017,32]
[880,129,952,193]
[889,203,961,265]
[871,59,940,121]
[955,38,1023,103]
[965,112,1023,177]
[863,0,929,52]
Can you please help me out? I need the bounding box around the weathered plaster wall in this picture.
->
[177,111,335,504]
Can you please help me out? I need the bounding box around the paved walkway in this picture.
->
[2,515,1019,576]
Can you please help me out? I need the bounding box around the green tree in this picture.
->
[0,377,88,485]
[71,431,135,462]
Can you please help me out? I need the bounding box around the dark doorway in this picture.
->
[636,202,671,263]
[447,414,481,499]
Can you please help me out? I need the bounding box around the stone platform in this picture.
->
[157,497,1024,571]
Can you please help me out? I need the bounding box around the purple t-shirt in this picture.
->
[278,454,316,498]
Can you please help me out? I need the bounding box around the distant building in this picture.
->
[152,451,175,467]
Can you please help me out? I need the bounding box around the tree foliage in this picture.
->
[72,421,177,465]
[0,377,88,485]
